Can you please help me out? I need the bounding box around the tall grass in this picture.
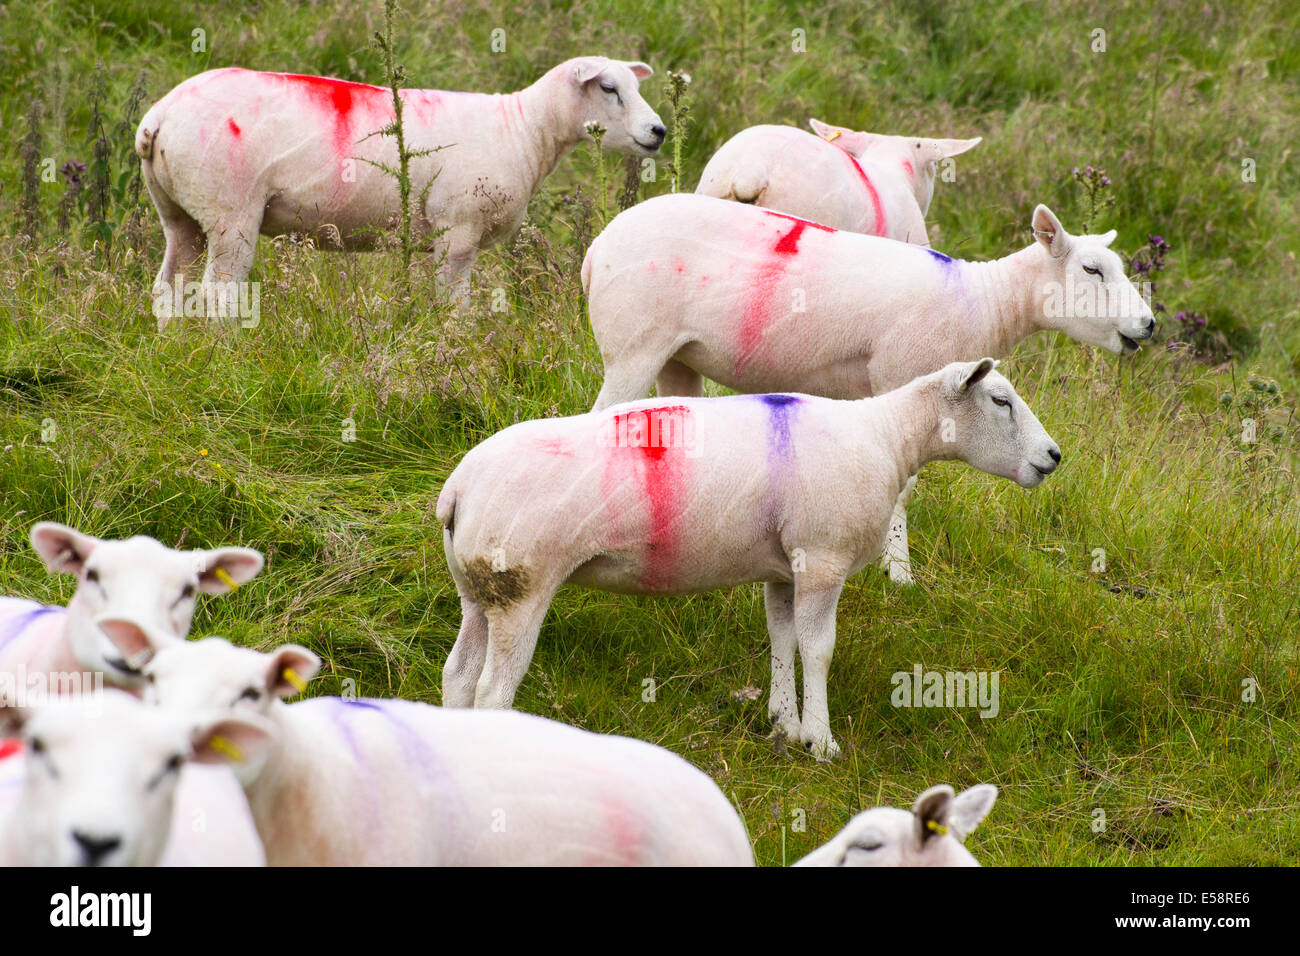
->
[0,0,1298,864]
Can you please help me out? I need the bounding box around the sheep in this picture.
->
[136,57,665,319]
[696,119,981,244]
[583,195,1154,584]
[0,522,264,688]
[0,690,271,866]
[134,634,754,866]
[436,359,1060,760]
[794,784,997,867]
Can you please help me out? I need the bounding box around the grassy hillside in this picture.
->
[1,0,1298,864]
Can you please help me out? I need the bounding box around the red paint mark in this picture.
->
[600,794,644,865]
[901,159,913,178]
[534,437,574,457]
[736,214,835,372]
[599,405,694,590]
[227,118,241,137]
[270,73,387,159]
[820,140,888,237]
[0,739,21,761]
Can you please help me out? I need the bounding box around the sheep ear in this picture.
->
[1097,229,1118,247]
[191,713,274,767]
[810,119,874,156]
[266,645,321,698]
[571,57,609,85]
[1031,204,1071,257]
[912,784,956,846]
[934,136,981,159]
[195,547,265,595]
[957,358,997,393]
[947,784,997,841]
[625,61,653,80]
[30,522,98,576]
[97,618,177,669]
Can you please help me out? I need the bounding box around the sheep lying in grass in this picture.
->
[795,784,997,867]
[0,522,263,688]
[584,196,1153,584]
[697,119,981,244]
[136,57,664,316]
[0,691,270,866]
[134,634,754,866]
[437,359,1060,759]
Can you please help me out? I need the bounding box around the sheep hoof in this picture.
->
[769,713,802,745]
[887,561,915,586]
[803,730,840,762]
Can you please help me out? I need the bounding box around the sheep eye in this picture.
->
[851,842,883,852]
[29,737,45,755]
[85,569,99,584]
[992,396,1010,408]
[238,687,261,703]
[600,82,616,94]
[1082,265,1102,277]
[180,583,197,600]
[165,754,183,774]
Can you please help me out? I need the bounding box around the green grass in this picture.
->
[1,0,1298,865]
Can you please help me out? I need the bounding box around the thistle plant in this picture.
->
[1072,164,1114,233]
[19,99,43,242]
[663,70,692,193]
[586,121,608,223]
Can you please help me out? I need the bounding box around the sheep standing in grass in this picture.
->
[136,635,754,866]
[697,119,981,244]
[795,784,997,867]
[136,57,664,317]
[583,196,1154,584]
[437,359,1060,759]
[0,691,270,866]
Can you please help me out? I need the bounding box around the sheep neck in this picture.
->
[861,378,948,494]
[956,244,1047,358]
[510,70,586,201]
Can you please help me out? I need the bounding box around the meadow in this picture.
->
[1,0,1298,865]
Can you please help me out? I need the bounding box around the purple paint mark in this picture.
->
[927,249,954,264]
[758,394,800,459]
[0,605,62,658]
[339,698,437,780]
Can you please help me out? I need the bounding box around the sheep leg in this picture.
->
[793,575,846,761]
[591,352,667,411]
[144,176,206,328]
[880,474,918,585]
[201,208,263,316]
[442,596,489,708]
[473,593,553,709]
[655,358,704,399]
[434,226,481,306]
[764,581,801,741]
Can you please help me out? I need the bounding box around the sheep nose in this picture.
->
[649,123,666,141]
[1143,316,1156,333]
[73,830,122,866]
[1048,446,1062,464]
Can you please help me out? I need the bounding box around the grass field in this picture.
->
[1,0,1298,865]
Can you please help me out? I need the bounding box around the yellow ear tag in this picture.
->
[824,129,842,142]
[209,734,245,763]
[213,567,239,592]
[926,820,949,836]
[281,667,307,694]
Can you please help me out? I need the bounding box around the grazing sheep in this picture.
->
[137,635,754,866]
[437,359,1060,759]
[697,119,981,244]
[795,784,997,867]
[0,522,263,688]
[136,57,664,317]
[0,690,271,867]
[584,195,1154,583]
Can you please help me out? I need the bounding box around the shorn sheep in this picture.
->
[0,690,270,867]
[132,634,754,866]
[136,57,664,315]
[0,523,267,866]
[583,195,1154,583]
[697,119,981,244]
[795,784,997,867]
[437,359,1060,759]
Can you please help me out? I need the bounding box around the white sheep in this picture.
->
[794,784,997,867]
[136,57,664,317]
[696,119,981,244]
[583,195,1154,584]
[437,359,1060,759]
[0,690,271,866]
[136,635,754,866]
[0,522,263,688]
